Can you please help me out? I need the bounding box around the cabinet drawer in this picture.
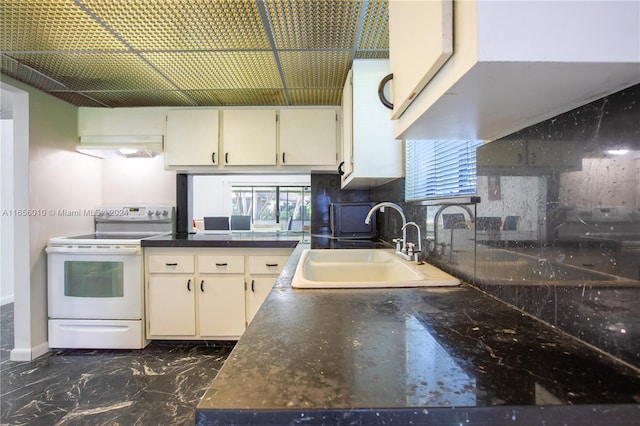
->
[148,255,194,274]
[198,255,244,274]
[248,256,289,274]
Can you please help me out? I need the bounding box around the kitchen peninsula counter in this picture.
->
[195,244,640,425]
[141,232,302,248]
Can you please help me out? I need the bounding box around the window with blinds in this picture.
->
[405,140,484,201]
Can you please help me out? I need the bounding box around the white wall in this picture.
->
[2,76,102,361]
[101,156,176,205]
[1,119,14,305]
[192,174,311,219]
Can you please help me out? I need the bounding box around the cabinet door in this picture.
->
[388,0,453,119]
[165,109,219,166]
[222,109,277,165]
[279,109,337,166]
[246,277,277,324]
[198,276,246,337]
[341,69,354,179]
[148,276,195,336]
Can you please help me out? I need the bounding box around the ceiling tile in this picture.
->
[288,88,342,105]
[0,0,126,52]
[1,54,69,91]
[187,89,287,106]
[358,0,389,51]
[8,52,176,91]
[265,0,361,49]
[144,51,283,90]
[76,90,196,108]
[279,50,351,91]
[82,0,270,51]
[45,91,109,107]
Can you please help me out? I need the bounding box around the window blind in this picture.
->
[405,139,483,201]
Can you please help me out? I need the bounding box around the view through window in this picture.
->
[231,186,311,231]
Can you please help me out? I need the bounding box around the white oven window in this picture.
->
[64,261,124,298]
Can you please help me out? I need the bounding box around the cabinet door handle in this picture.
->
[338,161,345,176]
[187,279,191,292]
[211,152,216,164]
[165,262,178,266]
[215,263,228,267]
[282,152,286,163]
[200,280,205,292]
[378,73,394,110]
[225,153,229,164]
[266,263,278,267]
[251,279,255,292]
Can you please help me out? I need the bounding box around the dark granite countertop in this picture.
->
[196,244,640,425]
[141,232,303,248]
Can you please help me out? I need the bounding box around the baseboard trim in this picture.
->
[10,341,50,362]
[0,295,15,306]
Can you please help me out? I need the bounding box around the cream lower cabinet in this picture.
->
[148,275,196,336]
[246,254,290,324]
[147,253,196,337]
[145,247,293,340]
[198,254,246,338]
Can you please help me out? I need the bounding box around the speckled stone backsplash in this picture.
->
[315,84,640,368]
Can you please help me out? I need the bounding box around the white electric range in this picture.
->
[46,204,174,349]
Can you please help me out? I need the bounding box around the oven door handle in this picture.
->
[45,246,141,255]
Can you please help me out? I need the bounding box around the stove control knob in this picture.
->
[155,210,161,216]
[162,210,169,216]
[147,210,153,217]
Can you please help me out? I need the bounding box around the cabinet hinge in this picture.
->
[244,281,247,291]
[275,114,278,122]
[335,113,338,122]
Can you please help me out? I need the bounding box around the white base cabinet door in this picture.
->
[198,276,246,338]
[148,276,196,336]
[246,277,277,324]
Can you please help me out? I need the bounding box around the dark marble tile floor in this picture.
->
[0,304,234,426]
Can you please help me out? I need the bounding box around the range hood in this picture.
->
[76,135,163,159]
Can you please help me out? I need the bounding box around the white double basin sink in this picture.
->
[291,249,460,289]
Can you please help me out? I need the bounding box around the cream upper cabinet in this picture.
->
[389,0,640,141]
[341,59,402,189]
[279,109,337,166]
[388,0,453,120]
[222,109,277,166]
[165,109,219,166]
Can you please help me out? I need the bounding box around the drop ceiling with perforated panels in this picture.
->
[1,0,389,108]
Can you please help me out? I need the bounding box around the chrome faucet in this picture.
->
[428,204,475,261]
[402,221,422,263]
[364,202,412,261]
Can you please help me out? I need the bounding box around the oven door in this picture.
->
[46,245,142,320]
